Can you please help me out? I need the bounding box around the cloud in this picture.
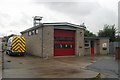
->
[0,0,118,37]
[40,2,117,34]
[9,12,31,28]
[85,7,117,33]
[40,2,100,16]
[0,12,11,28]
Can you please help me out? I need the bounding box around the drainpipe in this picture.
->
[41,24,44,58]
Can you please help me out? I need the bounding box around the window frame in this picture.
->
[36,29,39,34]
[54,36,74,41]
[84,40,90,48]
[28,31,32,36]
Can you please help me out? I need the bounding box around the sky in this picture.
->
[0,0,119,37]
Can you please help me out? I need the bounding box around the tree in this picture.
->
[98,24,116,42]
[84,29,96,37]
[115,35,120,42]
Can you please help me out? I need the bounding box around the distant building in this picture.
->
[1,34,16,52]
[84,37,109,56]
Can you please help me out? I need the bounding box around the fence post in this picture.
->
[115,47,120,60]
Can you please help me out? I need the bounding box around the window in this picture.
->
[28,32,29,36]
[62,44,73,48]
[84,40,90,48]
[54,44,60,48]
[32,30,34,35]
[85,41,89,43]
[35,29,39,34]
[54,44,73,48]
[28,31,31,36]
[54,37,74,41]
[31,31,33,35]
[28,29,39,36]
[85,44,89,47]
[35,30,36,34]
[36,29,39,34]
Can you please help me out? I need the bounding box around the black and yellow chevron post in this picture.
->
[12,36,26,53]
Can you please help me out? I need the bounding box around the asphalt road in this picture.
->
[2,51,118,78]
[2,52,103,78]
[87,56,119,78]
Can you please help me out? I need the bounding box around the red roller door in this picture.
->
[54,29,75,56]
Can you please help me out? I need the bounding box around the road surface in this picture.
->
[2,52,105,78]
[87,56,119,78]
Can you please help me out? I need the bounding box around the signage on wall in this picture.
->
[102,43,107,50]
[102,43,107,48]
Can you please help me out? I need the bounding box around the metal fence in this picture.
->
[109,42,120,55]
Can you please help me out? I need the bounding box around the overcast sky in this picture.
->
[0,0,119,37]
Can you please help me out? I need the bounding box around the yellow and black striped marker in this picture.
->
[12,36,26,53]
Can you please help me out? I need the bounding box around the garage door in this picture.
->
[54,29,75,56]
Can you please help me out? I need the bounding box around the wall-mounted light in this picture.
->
[80,32,82,34]
[80,32,82,36]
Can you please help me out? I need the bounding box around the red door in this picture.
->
[54,29,75,56]
[90,41,94,57]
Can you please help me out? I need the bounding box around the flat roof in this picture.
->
[85,37,110,40]
[21,22,86,34]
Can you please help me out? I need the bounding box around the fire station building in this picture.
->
[21,22,86,57]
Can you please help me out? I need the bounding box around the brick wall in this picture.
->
[22,26,85,57]
[22,28,43,57]
[42,25,54,58]
[75,29,85,56]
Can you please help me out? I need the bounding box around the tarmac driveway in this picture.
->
[87,57,119,78]
[2,52,105,78]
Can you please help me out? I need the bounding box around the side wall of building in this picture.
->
[42,26,54,57]
[75,29,85,56]
[94,40,100,55]
[84,48,90,55]
[94,40,97,54]
[22,28,42,57]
